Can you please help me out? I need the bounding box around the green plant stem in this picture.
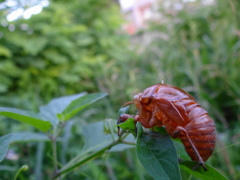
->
[53,140,58,174]
[121,140,136,146]
[14,165,28,180]
[54,133,131,178]
[51,123,65,178]
[52,128,58,177]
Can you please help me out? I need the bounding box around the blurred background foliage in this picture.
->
[0,0,133,110]
[0,0,240,179]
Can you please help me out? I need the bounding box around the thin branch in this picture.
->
[120,140,136,146]
[54,132,132,178]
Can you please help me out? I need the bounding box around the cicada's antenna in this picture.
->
[122,101,134,107]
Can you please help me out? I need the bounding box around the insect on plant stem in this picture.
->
[118,83,216,171]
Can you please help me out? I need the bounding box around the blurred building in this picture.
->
[119,0,158,34]
[118,0,215,34]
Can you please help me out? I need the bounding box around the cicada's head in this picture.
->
[117,114,133,124]
[133,92,143,109]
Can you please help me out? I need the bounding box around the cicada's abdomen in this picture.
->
[179,104,216,162]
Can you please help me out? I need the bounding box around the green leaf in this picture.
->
[80,121,117,154]
[117,106,136,136]
[180,161,229,180]
[39,92,87,126]
[136,122,181,180]
[0,165,15,171]
[117,118,136,136]
[61,92,107,121]
[0,134,12,163]
[10,132,49,143]
[153,126,168,135]
[82,121,134,153]
[118,106,130,116]
[0,107,52,132]
[0,132,49,164]
[7,35,48,56]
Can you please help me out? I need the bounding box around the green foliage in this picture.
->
[61,93,107,121]
[0,92,107,133]
[117,106,136,136]
[0,108,52,132]
[0,92,111,179]
[13,165,29,180]
[10,132,49,143]
[0,91,227,180]
[117,118,136,136]
[136,123,181,180]
[57,121,134,177]
[0,0,130,109]
[39,92,87,126]
[0,134,12,162]
[180,161,228,180]
[117,105,130,116]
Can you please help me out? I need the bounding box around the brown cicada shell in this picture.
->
[118,83,216,171]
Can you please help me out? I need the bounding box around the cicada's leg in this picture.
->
[172,126,207,171]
